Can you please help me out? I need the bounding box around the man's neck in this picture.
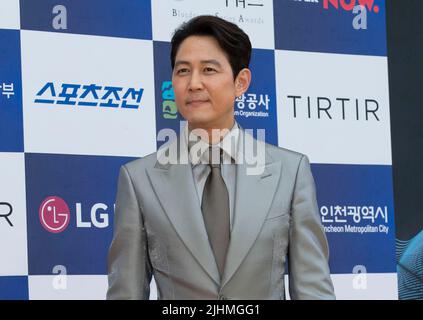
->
[188,119,235,145]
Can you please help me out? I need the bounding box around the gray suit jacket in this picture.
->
[107,128,335,300]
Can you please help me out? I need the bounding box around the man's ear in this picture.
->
[235,68,252,97]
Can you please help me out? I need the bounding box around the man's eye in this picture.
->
[204,67,216,73]
[176,68,189,74]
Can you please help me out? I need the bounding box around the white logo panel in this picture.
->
[152,0,274,49]
[284,273,398,300]
[0,153,28,276]
[28,275,107,300]
[0,0,20,30]
[21,31,156,157]
[275,50,392,165]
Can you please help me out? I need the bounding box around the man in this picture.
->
[107,15,335,300]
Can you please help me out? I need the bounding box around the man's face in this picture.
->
[172,35,243,131]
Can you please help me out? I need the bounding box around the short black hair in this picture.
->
[170,15,252,79]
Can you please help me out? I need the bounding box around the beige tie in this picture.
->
[201,146,230,277]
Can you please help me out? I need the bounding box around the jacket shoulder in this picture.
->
[264,142,307,165]
[120,151,159,175]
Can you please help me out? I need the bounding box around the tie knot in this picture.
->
[206,146,223,168]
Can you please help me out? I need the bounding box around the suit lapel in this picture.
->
[221,132,282,288]
[145,137,221,285]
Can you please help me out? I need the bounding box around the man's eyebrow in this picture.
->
[201,59,222,67]
[174,59,222,68]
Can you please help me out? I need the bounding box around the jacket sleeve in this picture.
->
[106,165,152,300]
[288,155,335,300]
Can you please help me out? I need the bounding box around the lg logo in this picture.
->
[39,197,70,233]
[0,202,13,226]
[39,196,112,233]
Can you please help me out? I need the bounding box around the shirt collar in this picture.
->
[184,121,240,166]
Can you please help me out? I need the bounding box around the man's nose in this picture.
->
[188,70,204,91]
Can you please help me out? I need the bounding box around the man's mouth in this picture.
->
[187,99,209,106]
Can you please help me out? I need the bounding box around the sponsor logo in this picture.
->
[235,93,270,119]
[171,0,266,25]
[323,0,379,13]
[39,196,70,233]
[34,82,144,109]
[286,95,380,121]
[161,81,178,119]
[224,0,264,8]
[39,196,111,233]
[0,202,13,226]
[0,82,15,99]
[321,205,390,234]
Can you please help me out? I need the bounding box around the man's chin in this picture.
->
[184,114,216,127]
[187,119,212,130]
